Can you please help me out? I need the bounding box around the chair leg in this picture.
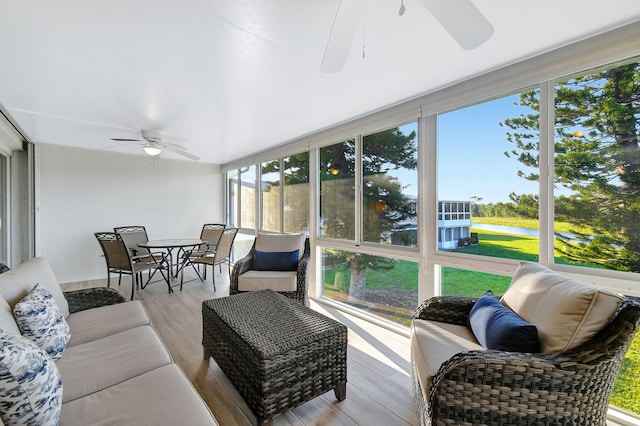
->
[107,273,111,288]
[211,265,216,292]
[130,275,136,300]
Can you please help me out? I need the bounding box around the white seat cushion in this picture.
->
[410,319,483,400]
[59,364,218,425]
[66,300,150,347]
[501,262,623,353]
[238,270,298,292]
[56,325,172,403]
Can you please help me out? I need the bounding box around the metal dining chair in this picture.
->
[95,232,170,299]
[113,225,152,256]
[180,224,226,279]
[188,227,238,291]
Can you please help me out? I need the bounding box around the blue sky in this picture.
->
[438,94,540,204]
[388,94,539,203]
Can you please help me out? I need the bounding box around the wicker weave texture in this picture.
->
[411,296,640,426]
[202,290,347,424]
[64,287,127,313]
[230,237,311,306]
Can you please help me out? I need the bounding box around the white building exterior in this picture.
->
[438,201,472,250]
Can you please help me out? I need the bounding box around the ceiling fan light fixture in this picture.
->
[143,145,162,156]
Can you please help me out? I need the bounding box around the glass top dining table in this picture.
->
[138,239,205,288]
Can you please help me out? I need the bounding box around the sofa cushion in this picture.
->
[66,300,150,347]
[254,250,299,271]
[13,284,71,361]
[56,325,172,403]
[237,270,298,292]
[468,290,539,352]
[410,320,483,400]
[59,364,218,425]
[0,294,19,335]
[0,258,69,318]
[0,330,63,426]
[255,233,305,261]
[501,261,623,353]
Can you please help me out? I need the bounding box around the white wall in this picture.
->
[37,144,223,283]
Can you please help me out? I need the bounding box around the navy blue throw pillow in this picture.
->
[254,250,299,271]
[468,290,540,353]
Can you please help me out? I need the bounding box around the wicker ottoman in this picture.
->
[202,289,347,426]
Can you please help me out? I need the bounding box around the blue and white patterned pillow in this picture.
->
[0,330,63,425]
[13,284,71,361]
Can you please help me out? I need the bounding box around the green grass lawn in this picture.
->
[321,222,639,414]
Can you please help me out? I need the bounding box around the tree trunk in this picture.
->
[348,257,367,301]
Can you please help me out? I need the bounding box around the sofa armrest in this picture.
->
[413,296,476,326]
[64,287,127,314]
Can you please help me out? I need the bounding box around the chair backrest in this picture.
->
[114,226,150,255]
[199,224,226,251]
[95,232,132,271]
[214,227,239,264]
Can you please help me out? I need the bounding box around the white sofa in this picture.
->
[0,257,218,425]
[410,261,639,425]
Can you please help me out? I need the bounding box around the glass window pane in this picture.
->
[0,155,5,263]
[319,140,355,240]
[261,160,280,232]
[283,152,309,234]
[438,91,540,262]
[240,165,256,229]
[552,61,640,416]
[440,266,511,297]
[553,61,640,273]
[232,232,255,263]
[227,170,239,227]
[321,247,418,326]
[362,122,418,247]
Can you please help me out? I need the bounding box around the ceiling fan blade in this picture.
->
[110,138,142,142]
[419,0,493,50]
[160,141,189,151]
[163,145,200,161]
[321,0,366,73]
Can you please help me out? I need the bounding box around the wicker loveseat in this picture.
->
[0,257,218,425]
[410,261,640,426]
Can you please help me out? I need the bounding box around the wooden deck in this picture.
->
[62,267,417,426]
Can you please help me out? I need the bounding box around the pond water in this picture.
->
[472,223,538,237]
[471,223,578,241]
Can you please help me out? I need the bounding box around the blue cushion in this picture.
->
[468,290,540,352]
[254,250,299,271]
[0,330,63,425]
[13,284,71,361]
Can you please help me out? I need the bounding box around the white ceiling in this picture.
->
[1,0,639,164]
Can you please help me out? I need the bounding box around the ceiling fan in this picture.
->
[321,0,494,73]
[110,130,200,161]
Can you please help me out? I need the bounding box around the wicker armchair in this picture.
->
[411,295,640,426]
[230,236,310,306]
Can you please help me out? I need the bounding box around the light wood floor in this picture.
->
[62,267,418,426]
